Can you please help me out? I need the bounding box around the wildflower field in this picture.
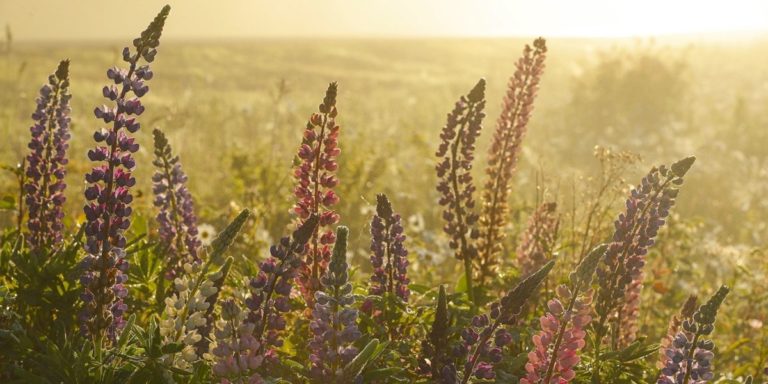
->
[1,5,768,384]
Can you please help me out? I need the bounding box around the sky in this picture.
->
[1,0,767,41]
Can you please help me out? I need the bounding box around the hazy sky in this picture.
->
[1,0,767,40]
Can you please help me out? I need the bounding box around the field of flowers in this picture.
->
[1,5,767,384]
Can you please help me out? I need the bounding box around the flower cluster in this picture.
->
[79,5,170,342]
[210,299,265,383]
[458,261,554,383]
[521,244,606,384]
[477,37,547,285]
[246,215,319,356]
[152,128,202,280]
[658,295,698,370]
[159,260,228,370]
[368,193,410,302]
[516,202,560,277]
[24,59,71,252]
[594,156,696,348]
[292,82,342,307]
[658,286,729,384]
[435,78,486,304]
[309,227,363,380]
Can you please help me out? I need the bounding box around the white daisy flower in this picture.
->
[197,223,216,246]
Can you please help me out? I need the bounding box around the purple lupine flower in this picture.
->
[152,128,201,280]
[79,5,170,342]
[244,215,318,360]
[457,261,554,383]
[309,227,362,380]
[658,295,698,370]
[658,286,729,384]
[435,78,485,305]
[24,60,71,252]
[293,82,342,309]
[594,156,695,350]
[368,193,410,301]
[211,299,265,383]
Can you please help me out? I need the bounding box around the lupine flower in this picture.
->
[152,128,202,280]
[308,227,363,380]
[196,258,234,355]
[368,193,410,302]
[516,202,560,277]
[292,82,342,307]
[658,295,698,370]
[594,156,695,350]
[247,215,318,355]
[79,5,170,342]
[477,37,547,287]
[210,217,315,382]
[658,286,729,384]
[435,78,486,305]
[159,259,229,370]
[520,244,606,384]
[210,299,265,384]
[24,59,71,252]
[458,261,554,383]
[418,285,453,381]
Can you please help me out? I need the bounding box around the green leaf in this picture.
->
[0,195,16,210]
[161,342,185,355]
[341,339,381,381]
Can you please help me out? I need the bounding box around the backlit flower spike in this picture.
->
[516,202,560,277]
[594,156,695,349]
[477,37,547,287]
[658,295,698,370]
[459,261,554,383]
[211,216,317,382]
[247,214,319,353]
[658,286,729,384]
[24,59,71,253]
[159,258,230,370]
[78,5,170,343]
[520,244,607,384]
[308,226,362,380]
[368,193,410,302]
[293,82,342,308]
[152,128,202,280]
[435,78,486,305]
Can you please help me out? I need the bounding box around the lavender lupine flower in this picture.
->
[368,194,410,301]
[152,128,202,280]
[658,295,698,370]
[210,299,265,383]
[520,244,607,384]
[516,202,560,277]
[24,60,71,252]
[477,38,547,287]
[293,83,342,308]
[247,215,319,355]
[658,286,729,384]
[435,78,485,305]
[309,227,363,380]
[79,5,170,342]
[458,261,554,384]
[593,156,695,352]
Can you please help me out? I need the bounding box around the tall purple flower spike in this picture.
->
[152,128,201,280]
[24,60,71,252]
[79,5,170,343]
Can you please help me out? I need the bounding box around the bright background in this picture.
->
[1,0,767,40]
